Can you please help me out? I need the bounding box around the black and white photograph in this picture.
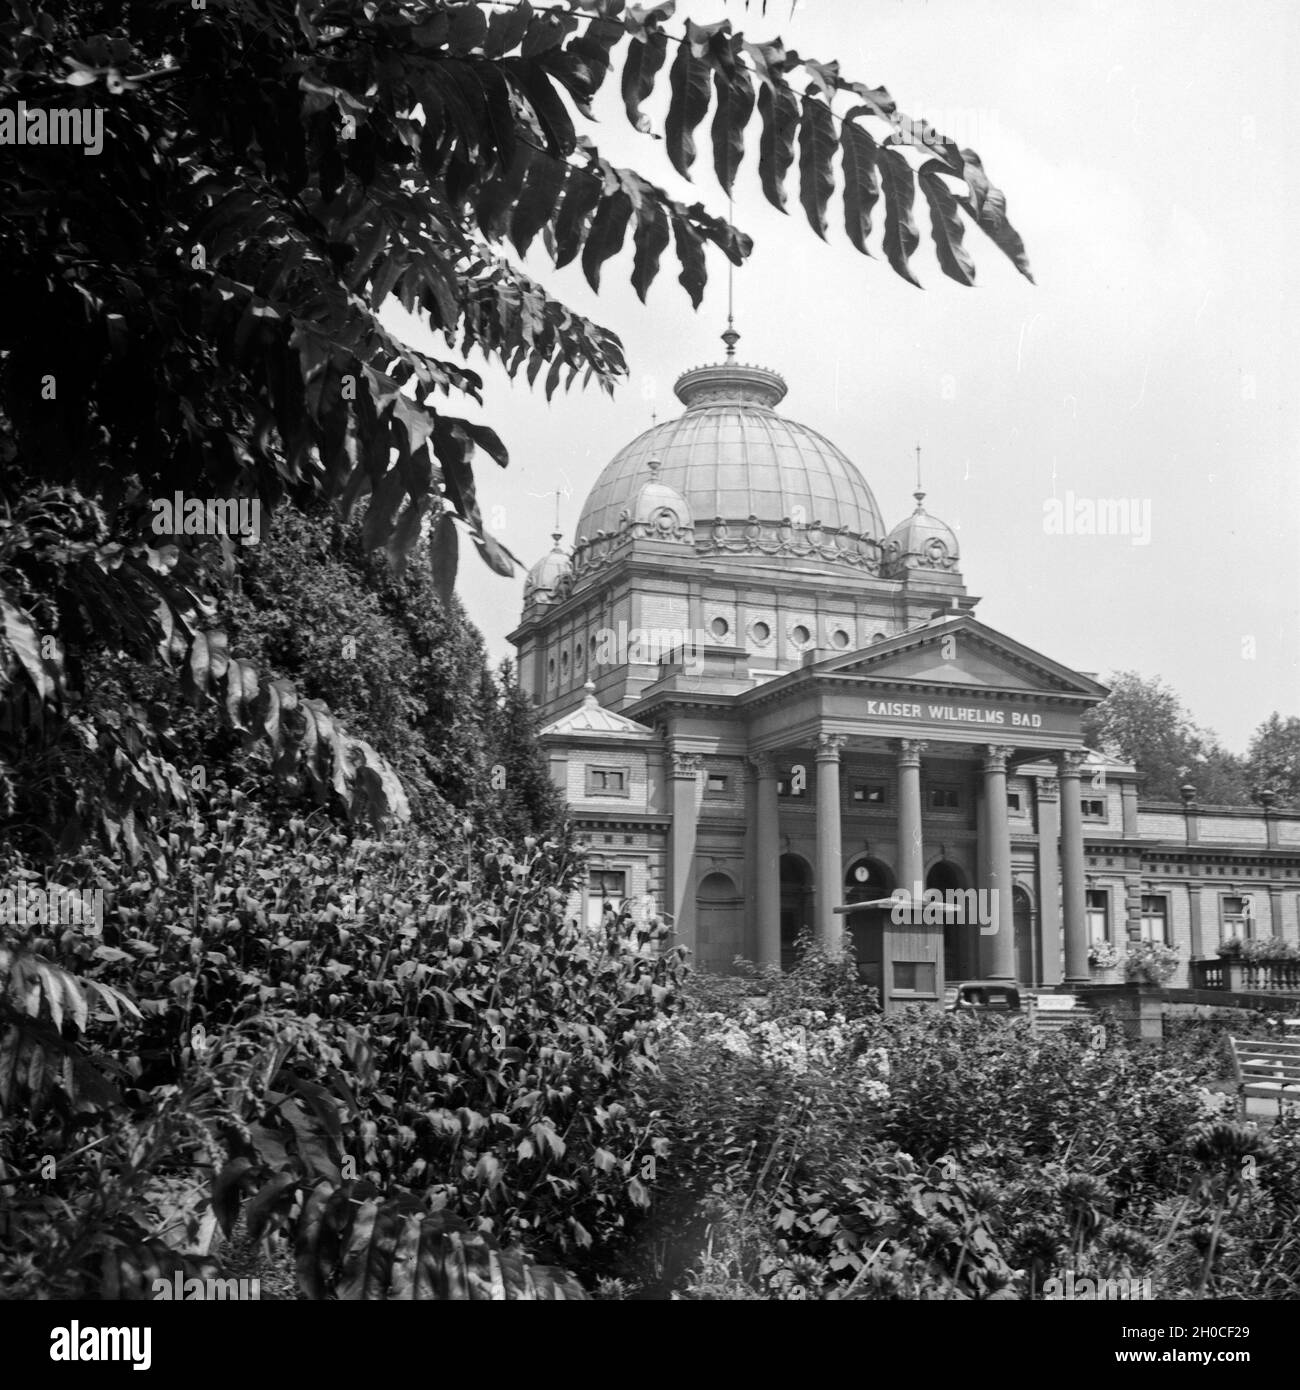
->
[1,0,1297,1356]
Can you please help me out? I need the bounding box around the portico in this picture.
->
[641,613,1107,1012]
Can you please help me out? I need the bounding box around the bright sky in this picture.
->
[388,0,1300,753]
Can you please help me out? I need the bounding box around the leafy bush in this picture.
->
[629,952,1300,1300]
[0,795,683,1297]
[1123,940,1181,984]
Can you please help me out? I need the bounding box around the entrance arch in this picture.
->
[696,871,744,975]
[928,860,972,983]
[779,854,813,969]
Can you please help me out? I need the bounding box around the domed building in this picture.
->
[509,335,1300,1010]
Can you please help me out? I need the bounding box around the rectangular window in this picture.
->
[1086,889,1109,944]
[851,783,887,805]
[1081,798,1106,819]
[927,787,961,812]
[1140,894,1169,944]
[893,961,937,995]
[1007,791,1023,812]
[705,773,729,795]
[1220,894,1253,942]
[586,870,628,928]
[586,766,628,796]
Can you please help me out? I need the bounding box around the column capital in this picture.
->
[1035,776,1060,803]
[1058,749,1089,777]
[983,744,1017,774]
[747,751,776,776]
[815,732,847,762]
[897,738,929,767]
[670,752,703,777]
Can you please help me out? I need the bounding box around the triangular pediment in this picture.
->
[814,616,1108,699]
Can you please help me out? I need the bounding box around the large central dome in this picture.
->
[573,354,885,547]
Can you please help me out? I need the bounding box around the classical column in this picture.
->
[668,752,702,959]
[896,740,928,906]
[815,734,846,953]
[983,745,1017,982]
[1059,750,1090,985]
[749,752,781,969]
[1034,777,1063,986]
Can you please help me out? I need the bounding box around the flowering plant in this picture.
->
[1124,939,1180,984]
[1239,936,1300,963]
[1088,940,1122,970]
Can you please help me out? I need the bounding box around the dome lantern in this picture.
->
[522,530,572,604]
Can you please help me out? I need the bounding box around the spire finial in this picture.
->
[913,443,926,510]
[722,191,739,360]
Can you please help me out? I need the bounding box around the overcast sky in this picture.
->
[388,0,1299,754]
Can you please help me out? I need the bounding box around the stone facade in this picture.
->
[513,349,1300,1011]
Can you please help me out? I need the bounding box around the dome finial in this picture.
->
[913,443,926,511]
[647,456,662,478]
[721,322,740,360]
[583,679,598,707]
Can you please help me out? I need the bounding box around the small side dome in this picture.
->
[627,457,692,540]
[883,491,960,575]
[523,532,572,603]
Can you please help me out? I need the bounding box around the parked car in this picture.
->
[944,980,1022,1014]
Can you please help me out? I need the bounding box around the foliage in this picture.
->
[1243,713,1300,807]
[1237,936,1300,964]
[624,958,1300,1300]
[0,0,1031,589]
[0,800,684,1298]
[1087,940,1121,970]
[1123,940,1180,985]
[1082,670,1250,804]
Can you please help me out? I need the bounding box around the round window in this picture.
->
[575,641,585,668]
[791,624,811,647]
[547,657,556,681]
[751,620,771,643]
[831,628,850,649]
[871,632,886,645]
[710,616,729,638]
[560,651,570,676]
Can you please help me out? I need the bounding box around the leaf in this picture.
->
[711,56,755,195]
[756,79,798,212]
[245,1171,298,1242]
[919,162,976,286]
[1,596,54,701]
[294,1181,336,1300]
[960,150,1035,283]
[631,201,670,303]
[430,511,459,608]
[798,94,836,239]
[622,28,668,133]
[212,1157,253,1237]
[553,170,603,268]
[484,1,532,59]
[878,147,922,287]
[504,57,575,158]
[473,532,518,577]
[664,21,720,179]
[671,211,707,308]
[841,118,880,254]
[581,189,633,292]
[510,149,567,259]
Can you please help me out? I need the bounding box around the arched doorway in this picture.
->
[779,854,813,969]
[843,857,894,993]
[1013,885,1035,985]
[928,860,971,983]
[696,871,744,975]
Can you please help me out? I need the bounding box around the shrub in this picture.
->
[1123,940,1180,984]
